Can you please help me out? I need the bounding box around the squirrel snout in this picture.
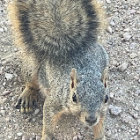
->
[85,116,97,126]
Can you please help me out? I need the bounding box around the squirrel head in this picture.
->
[67,68,109,127]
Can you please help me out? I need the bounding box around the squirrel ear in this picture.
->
[70,68,77,89]
[101,67,109,88]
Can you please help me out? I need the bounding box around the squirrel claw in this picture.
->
[15,86,38,113]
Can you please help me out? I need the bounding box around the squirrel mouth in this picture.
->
[80,112,101,127]
[85,116,100,127]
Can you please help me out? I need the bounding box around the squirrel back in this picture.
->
[8,0,106,64]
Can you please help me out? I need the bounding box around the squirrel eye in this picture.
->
[72,93,77,103]
[104,95,109,103]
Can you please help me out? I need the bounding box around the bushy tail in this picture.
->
[8,0,106,63]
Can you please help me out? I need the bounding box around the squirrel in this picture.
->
[7,0,109,140]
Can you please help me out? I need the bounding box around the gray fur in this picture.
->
[39,43,109,117]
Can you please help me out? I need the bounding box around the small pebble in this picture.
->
[110,20,115,26]
[8,135,12,139]
[109,105,122,116]
[123,32,131,41]
[36,136,41,140]
[0,110,6,115]
[73,136,78,140]
[124,28,130,32]
[106,0,111,4]
[122,115,133,125]
[5,117,10,122]
[135,90,140,96]
[129,53,137,59]
[14,48,18,52]
[1,90,11,96]
[110,92,115,98]
[34,109,40,115]
[32,118,36,122]
[22,135,30,140]
[0,28,4,32]
[129,9,136,14]
[107,26,113,34]
[134,106,139,111]
[118,62,128,72]
[112,60,118,66]
[130,42,137,49]
[0,98,6,104]
[5,73,13,81]
[17,132,23,137]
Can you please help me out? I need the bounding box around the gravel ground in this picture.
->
[0,0,140,140]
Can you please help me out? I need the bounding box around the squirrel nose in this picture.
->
[85,116,97,125]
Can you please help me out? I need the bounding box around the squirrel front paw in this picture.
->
[15,85,39,113]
